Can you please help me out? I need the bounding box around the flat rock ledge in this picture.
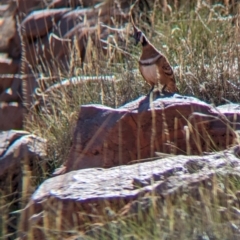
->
[19,146,240,239]
[63,95,240,173]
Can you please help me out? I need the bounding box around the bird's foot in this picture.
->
[161,89,176,97]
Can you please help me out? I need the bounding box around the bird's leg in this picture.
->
[161,85,175,97]
[147,85,154,95]
[161,84,167,94]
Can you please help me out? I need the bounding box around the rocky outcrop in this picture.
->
[0,130,46,239]
[61,94,240,173]
[0,74,36,130]
[19,145,240,239]
[0,0,132,112]
[0,0,131,75]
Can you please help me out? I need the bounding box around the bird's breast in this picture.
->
[139,64,160,84]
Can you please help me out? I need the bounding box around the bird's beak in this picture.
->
[132,25,139,45]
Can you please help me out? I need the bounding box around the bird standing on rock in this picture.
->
[132,22,178,95]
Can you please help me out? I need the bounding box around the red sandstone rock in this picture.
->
[0,74,38,109]
[0,74,38,130]
[0,74,19,92]
[63,95,240,172]
[0,74,21,102]
[0,130,47,177]
[21,8,71,39]
[16,0,45,15]
[0,130,47,239]
[0,102,25,130]
[0,57,19,74]
[48,0,101,9]
[19,145,240,239]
